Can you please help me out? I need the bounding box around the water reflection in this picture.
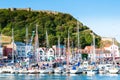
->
[66,74,70,80]
[0,74,120,80]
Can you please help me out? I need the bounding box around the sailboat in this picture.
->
[108,38,119,74]
[84,33,98,75]
[54,36,65,74]
[18,25,40,74]
[0,33,4,73]
[39,30,54,74]
[2,28,16,74]
[0,32,3,58]
[69,21,83,74]
[27,24,40,74]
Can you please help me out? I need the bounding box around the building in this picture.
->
[3,42,33,58]
[3,43,13,57]
[83,46,111,59]
[14,42,26,58]
[25,44,34,56]
[9,8,31,11]
[47,48,55,57]
[15,42,34,58]
[104,44,120,58]
[102,37,113,41]
[36,48,46,61]
[36,47,55,61]
[83,43,120,59]
[53,45,66,56]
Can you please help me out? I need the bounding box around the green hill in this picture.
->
[0,8,101,48]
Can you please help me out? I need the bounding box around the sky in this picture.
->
[0,0,120,42]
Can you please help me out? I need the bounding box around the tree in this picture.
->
[0,9,101,48]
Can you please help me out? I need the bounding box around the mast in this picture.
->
[35,24,39,62]
[112,38,116,65]
[0,23,1,48]
[0,32,1,48]
[12,27,14,63]
[46,30,49,61]
[77,20,80,52]
[0,32,3,57]
[72,41,74,58]
[58,36,61,57]
[26,26,28,45]
[46,30,49,49]
[66,30,70,72]
[25,26,28,57]
[91,33,96,62]
[77,20,81,59]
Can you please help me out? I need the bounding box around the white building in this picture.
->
[47,48,55,61]
[36,48,46,61]
[104,44,120,57]
[36,48,55,61]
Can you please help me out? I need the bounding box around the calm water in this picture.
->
[0,74,120,80]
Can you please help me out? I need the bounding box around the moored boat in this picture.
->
[54,66,64,74]
[108,67,119,74]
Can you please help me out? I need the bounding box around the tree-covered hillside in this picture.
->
[0,9,101,48]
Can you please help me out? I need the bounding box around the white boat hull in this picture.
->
[87,70,95,76]
[109,69,118,74]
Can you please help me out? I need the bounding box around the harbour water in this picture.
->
[0,74,120,80]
